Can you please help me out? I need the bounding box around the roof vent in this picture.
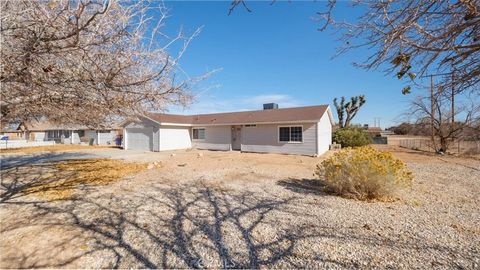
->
[263,103,278,110]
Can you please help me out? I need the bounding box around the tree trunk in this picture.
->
[439,137,448,153]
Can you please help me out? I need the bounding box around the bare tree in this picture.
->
[1,0,206,127]
[333,95,366,128]
[230,0,480,94]
[321,0,480,95]
[409,91,479,153]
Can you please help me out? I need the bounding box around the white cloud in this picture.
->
[168,93,305,115]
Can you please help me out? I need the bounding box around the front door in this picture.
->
[231,126,242,150]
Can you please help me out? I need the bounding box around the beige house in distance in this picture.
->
[121,104,334,156]
[17,120,120,145]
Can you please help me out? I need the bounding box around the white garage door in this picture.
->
[126,128,153,151]
[159,126,191,151]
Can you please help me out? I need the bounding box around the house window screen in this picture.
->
[193,128,205,140]
[279,127,290,142]
[290,127,302,142]
[279,126,303,142]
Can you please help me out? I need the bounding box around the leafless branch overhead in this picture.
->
[1,0,206,126]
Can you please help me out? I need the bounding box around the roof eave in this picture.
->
[160,120,321,127]
[325,106,336,126]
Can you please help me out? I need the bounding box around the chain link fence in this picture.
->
[398,138,480,155]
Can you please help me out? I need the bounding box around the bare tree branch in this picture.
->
[1,0,207,126]
[408,90,480,153]
[229,0,480,94]
[228,0,252,15]
[317,0,480,94]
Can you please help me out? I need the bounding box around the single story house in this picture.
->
[365,127,383,137]
[0,123,24,140]
[122,104,334,156]
[17,120,121,145]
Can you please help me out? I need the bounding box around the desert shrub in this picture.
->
[390,122,413,135]
[315,146,413,200]
[332,128,371,147]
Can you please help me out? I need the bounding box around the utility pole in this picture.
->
[451,71,455,124]
[430,75,435,144]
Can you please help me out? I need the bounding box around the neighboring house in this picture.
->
[121,104,334,156]
[362,126,388,144]
[18,120,121,145]
[0,123,24,140]
[365,127,383,137]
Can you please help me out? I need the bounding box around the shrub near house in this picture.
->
[332,128,371,147]
[315,146,413,201]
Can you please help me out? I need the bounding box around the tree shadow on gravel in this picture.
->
[0,161,78,203]
[0,157,118,203]
[0,175,318,269]
[277,178,329,196]
[1,167,475,269]
[0,152,102,203]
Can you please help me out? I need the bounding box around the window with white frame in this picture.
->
[192,128,205,140]
[278,126,303,142]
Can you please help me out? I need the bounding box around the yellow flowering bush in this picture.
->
[315,146,413,200]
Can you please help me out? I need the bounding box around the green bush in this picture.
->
[315,146,413,201]
[332,128,371,147]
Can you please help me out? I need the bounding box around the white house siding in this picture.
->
[159,126,192,151]
[316,113,332,155]
[61,132,72,144]
[192,126,231,151]
[241,122,318,156]
[97,131,116,145]
[84,130,97,144]
[71,131,81,144]
[152,127,160,151]
[31,131,46,141]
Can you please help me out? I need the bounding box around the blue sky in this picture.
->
[162,1,414,128]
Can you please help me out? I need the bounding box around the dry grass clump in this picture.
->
[0,144,117,154]
[315,146,413,201]
[26,159,146,201]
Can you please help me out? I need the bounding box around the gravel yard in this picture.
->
[1,147,479,268]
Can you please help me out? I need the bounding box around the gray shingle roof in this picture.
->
[145,105,330,125]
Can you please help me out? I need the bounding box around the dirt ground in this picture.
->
[0,144,118,154]
[0,147,479,268]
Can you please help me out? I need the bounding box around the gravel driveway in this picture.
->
[1,147,479,268]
